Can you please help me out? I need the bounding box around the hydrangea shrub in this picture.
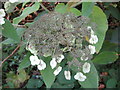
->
[1,1,118,89]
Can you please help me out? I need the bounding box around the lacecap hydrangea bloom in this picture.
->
[24,12,98,81]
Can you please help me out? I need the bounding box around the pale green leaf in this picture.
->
[55,3,67,14]
[55,3,81,16]
[82,2,94,17]
[18,52,31,71]
[89,6,108,53]
[2,19,20,42]
[26,78,43,88]
[57,67,75,85]
[13,2,40,24]
[69,8,81,16]
[40,57,55,88]
[2,38,18,44]
[79,61,98,88]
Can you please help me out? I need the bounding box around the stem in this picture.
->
[71,1,82,8]
[40,3,51,13]
[0,44,21,67]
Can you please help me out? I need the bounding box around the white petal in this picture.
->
[93,35,98,43]
[57,54,64,63]
[87,26,94,35]
[30,55,36,65]
[50,58,57,69]
[74,72,79,80]
[64,70,71,80]
[83,62,91,73]
[0,18,5,25]
[4,2,11,10]
[87,26,92,30]
[88,45,96,54]
[9,0,18,3]
[89,35,98,44]
[37,64,43,70]
[27,44,38,55]
[37,60,46,70]
[53,66,62,76]
[74,72,86,82]
[84,57,88,61]
[91,29,94,35]
[80,53,88,61]
[0,9,5,18]
[29,55,40,65]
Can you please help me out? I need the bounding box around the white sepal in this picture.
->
[50,58,57,69]
[83,62,91,73]
[64,70,71,80]
[37,59,46,70]
[53,66,62,76]
[30,55,40,66]
[74,72,86,82]
[88,45,96,54]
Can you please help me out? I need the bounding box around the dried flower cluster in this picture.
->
[24,12,98,82]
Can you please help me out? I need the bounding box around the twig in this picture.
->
[0,44,21,67]
[40,3,51,13]
[71,1,82,8]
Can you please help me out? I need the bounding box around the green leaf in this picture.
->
[2,19,20,42]
[17,69,29,83]
[100,41,118,52]
[26,78,43,88]
[104,10,111,19]
[13,2,40,24]
[2,38,18,44]
[111,28,120,44]
[89,6,108,53]
[52,82,74,88]
[69,8,81,16]
[106,78,117,88]
[92,51,118,64]
[34,11,48,21]
[16,28,26,38]
[108,69,118,80]
[55,3,81,16]
[78,61,98,88]
[18,52,31,71]
[57,67,75,85]
[109,5,120,20]
[18,44,26,55]
[82,2,94,17]
[40,57,55,88]
[2,28,25,45]
[55,3,67,14]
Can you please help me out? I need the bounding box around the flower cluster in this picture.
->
[30,55,46,70]
[50,54,64,69]
[0,9,5,25]
[50,54,64,76]
[24,12,99,82]
[9,0,18,3]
